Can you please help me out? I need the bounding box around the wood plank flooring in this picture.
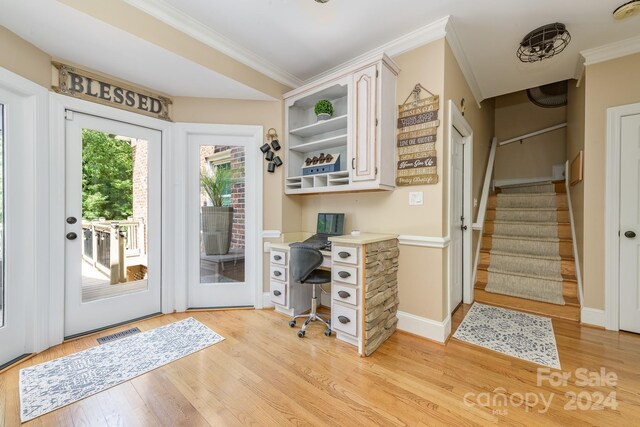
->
[2,307,640,426]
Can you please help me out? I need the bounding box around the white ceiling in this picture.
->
[0,0,274,100]
[146,0,640,99]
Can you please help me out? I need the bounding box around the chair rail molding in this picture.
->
[398,235,451,248]
[262,230,282,239]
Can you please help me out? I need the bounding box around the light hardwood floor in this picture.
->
[2,306,640,426]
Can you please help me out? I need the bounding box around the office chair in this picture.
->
[289,244,332,338]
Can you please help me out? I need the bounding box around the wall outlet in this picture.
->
[409,191,424,206]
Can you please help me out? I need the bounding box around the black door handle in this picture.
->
[625,231,637,239]
[66,216,77,224]
[66,232,78,240]
[338,251,351,259]
[461,225,468,231]
[273,290,282,296]
[338,315,350,324]
[337,290,351,299]
[338,271,351,279]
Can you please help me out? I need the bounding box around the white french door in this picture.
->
[186,128,259,308]
[620,113,640,334]
[450,127,465,313]
[64,112,162,337]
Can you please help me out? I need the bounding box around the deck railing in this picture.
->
[82,218,146,284]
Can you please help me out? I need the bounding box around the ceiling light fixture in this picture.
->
[613,1,640,19]
[517,23,571,63]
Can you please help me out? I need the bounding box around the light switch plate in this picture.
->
[409,191,424,206]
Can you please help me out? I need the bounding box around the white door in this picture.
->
[620,113,640,334]
[65,112,162,337]
[351,64,378,182]
[187,131,258,308]
[0,89,34,365]
[450,128,465,313]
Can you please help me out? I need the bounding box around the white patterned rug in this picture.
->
[19,317,224,422]
[453,303,561,369]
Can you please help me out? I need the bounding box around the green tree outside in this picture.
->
[82,130,133,220]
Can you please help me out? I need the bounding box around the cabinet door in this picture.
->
[352,65,378,182]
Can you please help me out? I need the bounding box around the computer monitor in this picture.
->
[317,213,344,236]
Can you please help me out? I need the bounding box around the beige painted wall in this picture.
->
[494,91,567,182]
[443,42,495,317]
[0,26,51,87]
[583,53,640,310]
[566,78,585,284]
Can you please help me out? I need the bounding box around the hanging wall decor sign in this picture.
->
[396,84,440,186]
[52,62,172,121]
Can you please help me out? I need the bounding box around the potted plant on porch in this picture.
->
[200,166,234,255]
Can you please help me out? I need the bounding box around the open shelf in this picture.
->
[285,171,350,193]
[289,114,348,138]
[289,134,348,153]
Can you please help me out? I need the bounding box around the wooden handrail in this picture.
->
[472,137,498,286]
[498,123,567,146]
[565,160,584,307]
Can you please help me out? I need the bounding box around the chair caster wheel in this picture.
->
[297,331,305,338]
[324,329,332,337]
[289,320,296,328]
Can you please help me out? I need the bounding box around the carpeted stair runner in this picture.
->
[485,181,565,305]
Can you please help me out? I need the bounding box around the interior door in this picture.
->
[620,113,640,334]
[351,64,378,182]
[450,128,465,313]
[187,132,257,308]
[0,90,30,365]
[64,112,162,337]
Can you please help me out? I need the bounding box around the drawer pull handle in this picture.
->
[338,251,351,259]
[274,270,282,277]
[338,290,351,299]
[338,271,351,279]
[273,255,282,261]
[273,290,282,296]
[338,316,351,324]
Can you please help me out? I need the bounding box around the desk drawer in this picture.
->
[332,246,358,265]
[270,280,287,306]
[333,284,358,306]
[270,265,287,282]
[270,250,287,266]
[332,304,358,337]
[332,265,358,285]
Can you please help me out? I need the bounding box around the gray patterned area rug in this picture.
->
[453,303,560,369]
[19,317,224,422]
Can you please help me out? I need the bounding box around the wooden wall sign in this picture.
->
[52,62,172,121]
[396,84,440,186]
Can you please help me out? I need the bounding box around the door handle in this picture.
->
[66,216,78,224]
[352,158,355,170]
[461,225,468,231]
[625,231,637,239]
[66,232,78,240]
[338,315,350,324]
[338,251,351,259]
[338,271,351,279]
[273,290,282,296]
[337,290,351,299]
[274,270,282,277]
[273,255,282,261]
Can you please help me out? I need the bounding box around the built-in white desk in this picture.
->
[268,233,400,356]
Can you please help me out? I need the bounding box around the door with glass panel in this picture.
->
[187,132,256,308]
[64,112,161,337]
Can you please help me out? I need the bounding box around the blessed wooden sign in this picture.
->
[52,62,172,121]
[396,89,440,186]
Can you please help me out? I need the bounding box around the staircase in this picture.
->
[475,181,580,322]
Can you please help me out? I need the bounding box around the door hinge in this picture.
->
[65,110,74,121]
[376,69,379,78]
[376,118,379,126]
[375,167,378,176]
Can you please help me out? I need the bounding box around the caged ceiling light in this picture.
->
[517,23,571,63]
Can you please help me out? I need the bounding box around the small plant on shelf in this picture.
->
[314,100,334,121]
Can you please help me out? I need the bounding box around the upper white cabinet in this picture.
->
[284,54,399,194]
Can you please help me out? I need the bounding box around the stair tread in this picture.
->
[478,265,577,282]
[474,289,580,320]
[488,220,569,225]
[484,233,571,242]
[480,249,574,261]
[487,207,568,211]
[474,280,579,305]
[494,192,557,197]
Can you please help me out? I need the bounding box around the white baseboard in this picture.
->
[262,292,275,309]
[581,307,606,328]
[397,311,451,343]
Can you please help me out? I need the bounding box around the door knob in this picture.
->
[625,231,637,239]
[66,232,78,240]
[66,216,77,224]
[461,225,468,231]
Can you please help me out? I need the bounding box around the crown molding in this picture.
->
[444,19,484,107]
[581,35,640,66]
[123,0,303,89]
[304,16,450,85]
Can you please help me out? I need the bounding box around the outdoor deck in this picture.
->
[82,261,147,302]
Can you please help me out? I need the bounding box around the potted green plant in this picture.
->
[314,100,334,121]
[200,166,234,255]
